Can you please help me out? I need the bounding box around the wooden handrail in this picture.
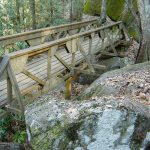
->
[7,21,122,59]
[0,19,98,47]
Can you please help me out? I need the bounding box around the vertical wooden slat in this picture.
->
[47,46,57,79]
[88,36,92,61]
[47,49,52,79]
[71,52,75,68]
[7,76,13,105]
[100,30,105,50]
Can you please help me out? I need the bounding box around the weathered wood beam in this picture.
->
[88,36,92,61]
[119,23,131,41]
[73,68,95,75]
[7,76,13,105]
[101,52,118,57]
[22,69,46,86]
[64,77,72,100]
[5,105,22,114]
[92,64,106,70]
[0,56,9,78]
[77,40,95,73]
[71,53,75,67]
[54,53,71,71]
[7,64,24,116]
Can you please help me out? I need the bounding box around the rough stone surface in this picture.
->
[80,61,150,103]
[25,61,150,150]
[99,57,133,71]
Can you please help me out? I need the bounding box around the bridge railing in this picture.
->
[0,19,99,56]
[0,21,129,117]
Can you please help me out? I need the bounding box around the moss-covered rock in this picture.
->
[106,0,125,20]
[84,0,101,15]
[84,0,139,40]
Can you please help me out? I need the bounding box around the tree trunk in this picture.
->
[50,0,54,24]
[29,0,36,29]
[16,0,20,24]
[70,0,73,22]
[101,0,106,23]
[136,0,150,63]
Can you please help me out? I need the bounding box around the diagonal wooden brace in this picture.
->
[54,52,71,71]
[77,40,95,73]
[22,69,46,86]
[7,63,24,117]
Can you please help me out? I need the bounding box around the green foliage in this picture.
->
[72,0,84,21]
[0,115,12,140]
[0,0,70,36]
[106,0,125,20]
[12,131,26,144]
[84,0,101,15]
[0,113,26,144]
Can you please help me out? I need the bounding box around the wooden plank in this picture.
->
[5,105,22,114]
[22,69,46,86]
[73,68,96,75]
[92,64,106,70]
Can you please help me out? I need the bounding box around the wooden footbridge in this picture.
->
[0,19,130,117]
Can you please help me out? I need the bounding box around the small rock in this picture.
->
[139,92,147,100]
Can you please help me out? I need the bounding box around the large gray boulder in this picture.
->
[79,61,150,100]
[25,95,150,150]
[25,61,150,150]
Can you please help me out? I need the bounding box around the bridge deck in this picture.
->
[0,36,100,107]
